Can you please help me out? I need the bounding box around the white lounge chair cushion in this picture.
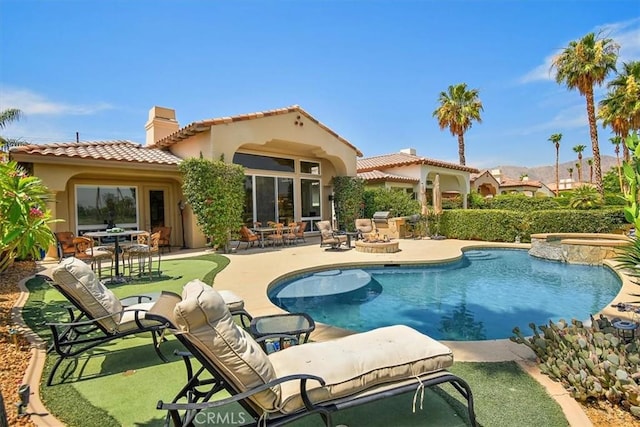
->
[218,290,245,312]
[174,280,280,410]
[118,302,158,332]
[268,325,454,414]
[52,257,123,332]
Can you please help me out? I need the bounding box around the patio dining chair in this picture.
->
[237,225,260,250]
[126,231,162,280]
[149,280,477,427]
[43,257,171,386]
[295,221,307,243]
[284,222,298,245]
[266,223,285,247]
[72,236,114,280]
[55,231,76,261]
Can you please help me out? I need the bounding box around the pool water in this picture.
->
[268,249,622,340]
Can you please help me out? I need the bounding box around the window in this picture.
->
[301,179,321,217]
[300,161,320,175]
[233,153,295,172]
[76,185,138,232]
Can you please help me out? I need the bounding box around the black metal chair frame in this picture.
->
[147,291,477,427]
[43,276,170,386]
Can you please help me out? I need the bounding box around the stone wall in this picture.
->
[529,233,630,265]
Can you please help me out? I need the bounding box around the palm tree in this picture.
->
[0,108,26,160]
[572,144,586,182]
[433,83,484,165]
[567,167,574,181]
[610,136,624,192]
[587,158,593,183]
[548,133,562,196]
[552,32,619,196]
[599,61,640,161]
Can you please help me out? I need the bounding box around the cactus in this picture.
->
[511,315,640,418]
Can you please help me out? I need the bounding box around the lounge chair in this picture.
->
[149,280,477,427]
[44,257,170,386]
[316,220,348,250]
[354,218,376,240]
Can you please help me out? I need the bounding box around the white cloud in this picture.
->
[0,86,113,115]
[519,17,640,84]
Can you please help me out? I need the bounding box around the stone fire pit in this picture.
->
[355,239,400,254]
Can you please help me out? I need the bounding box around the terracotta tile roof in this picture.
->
[149,105,363,156]
[357,152,479,173]
[9,140,182,165]
[499,178,542,188]
[357,170,420,183]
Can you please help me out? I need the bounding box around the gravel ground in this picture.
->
[0,260,637,427]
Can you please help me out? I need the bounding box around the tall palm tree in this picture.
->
[548,133,562,196]
[598,61,640,161]
[610,136,624,192]
[0,108,25,160]
[552,32,619,196]
[587,158,593,183]
[567,167,574,181]
[572,144,586,182]
[433,83,484,165]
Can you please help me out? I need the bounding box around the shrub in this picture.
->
[438,208,626,242]
[1,161,58,272]
[440,210,522,242]
[179,158,245,253]
[511,316,640,418]
[482,194,560,211]
[333,177,365,231]
[362,188,420,219]
[569,186,603,209]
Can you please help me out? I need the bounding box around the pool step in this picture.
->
[464,251,498,260]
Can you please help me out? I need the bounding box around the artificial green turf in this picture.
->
[23,254,569,426]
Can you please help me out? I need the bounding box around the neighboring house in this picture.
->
[546,179,593,194]
[9,105,362,254]
[357,148,479,208]
[470,170,500,197]
[471,169,554,197]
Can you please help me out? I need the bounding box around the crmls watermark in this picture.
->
[194,411,248,425]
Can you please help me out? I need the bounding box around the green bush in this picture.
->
[511,316,640,418]
[362,188,420,219]
[528,209,626,234]
[440,210,522,242]
[333,177,365,231]
[179,158,245,252]
[438,208,626,242]
[482,194,560,211]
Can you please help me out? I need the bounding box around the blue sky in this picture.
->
[1,0,639,169]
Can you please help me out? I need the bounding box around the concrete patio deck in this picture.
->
[19,235,637,426]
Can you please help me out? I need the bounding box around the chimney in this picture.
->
[400,148,416,155]
[145,106,179,145]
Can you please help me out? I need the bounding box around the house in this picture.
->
[471,169,555,197]
[9,105,362,254]
[357,148,479,208]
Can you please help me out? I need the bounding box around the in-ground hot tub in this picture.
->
[529,233,632,265]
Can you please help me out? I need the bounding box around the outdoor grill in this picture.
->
[372,211,393,229]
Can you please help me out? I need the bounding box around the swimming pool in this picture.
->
[268,249,622,340]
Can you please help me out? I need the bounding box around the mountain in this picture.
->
[488,155,619,185]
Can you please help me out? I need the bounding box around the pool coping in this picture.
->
[17,236,638,426]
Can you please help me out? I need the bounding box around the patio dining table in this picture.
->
[251,226,292,248]
[84,230,145,282]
